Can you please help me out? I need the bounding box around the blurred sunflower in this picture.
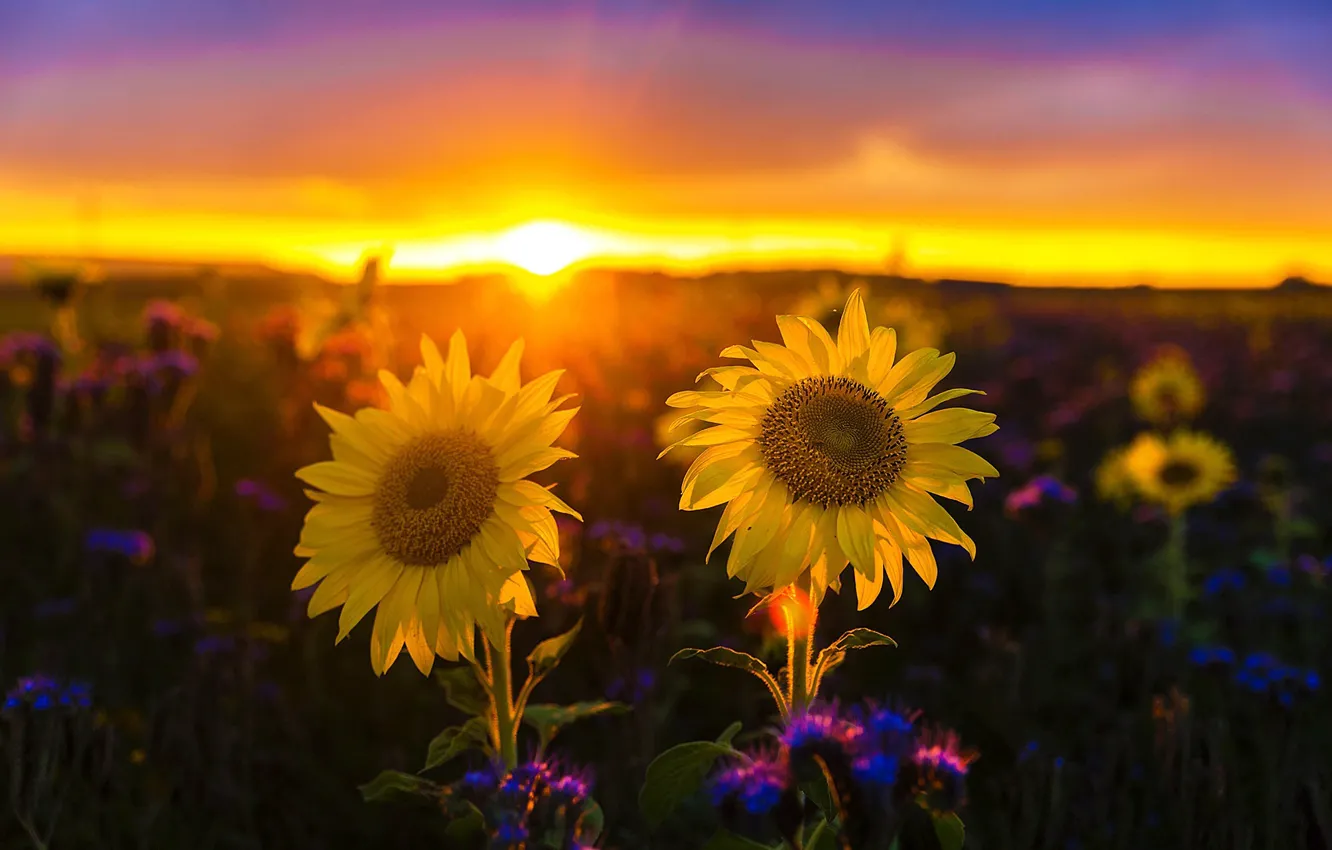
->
[1130,348,1204,426]
[294,331,580,676]
[660,291,997,609]
[1094,445,1137,508]
[1123,431,1236,515]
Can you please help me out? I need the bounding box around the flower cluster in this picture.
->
[708,703,972,844]
[586,519,685,555]
[448,759,598,849]
[1188,645,1320,706]
[3,675,93,711]
[235,478,288,512]
[85,529,156,565]
[710,749,790,815]
[1004,475,1078,517]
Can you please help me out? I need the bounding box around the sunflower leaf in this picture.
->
[522,701,631,754]
[813,629,897,696]
[421,716,491,773]
[670,647,788,716]
[670,646,770,677]
[819,628,897,661]
[435,665,490,717]
[359,769,442,803]
[527,617,583,679]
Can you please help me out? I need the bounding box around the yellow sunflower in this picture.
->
[660,291,998,609]
[293,331,580,676]
[1123,430,1236,515]
[1130,347,1204,426]
[1094,445,1137,509]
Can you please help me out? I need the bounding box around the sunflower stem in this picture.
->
[1165,513,1189,620]
[785,577,818,715]
[486,616,520,770]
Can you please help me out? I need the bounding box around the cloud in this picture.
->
[1,14,1330,231]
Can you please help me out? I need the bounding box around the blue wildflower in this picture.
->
[1265,566,1293,587]
[236,479,289,512]
[4,675,92,711]
[710,752,789,816]
[85,529,155,564]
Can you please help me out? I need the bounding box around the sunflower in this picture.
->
[293,331,580,676]
[1123,430,1236,515]
[1130,347,1204,426]
[660,291,998,609]
[1093,445,1137,509]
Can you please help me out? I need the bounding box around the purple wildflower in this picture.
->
[85,529,155,564]
[710,750,790,815]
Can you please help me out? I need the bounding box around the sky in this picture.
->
[2,0,1331,286]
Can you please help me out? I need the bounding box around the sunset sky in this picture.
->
[2,0,1331,286]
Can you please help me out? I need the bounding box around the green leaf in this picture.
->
[1289,517,1319,539]
[823,627,898,654]
[522,701,631,752]
[814,628,897,689]
[801,775,836,818]
[639,740,737,826]
[670,647,787,713]
[422,716,490,772]
[671,646,772,677]
[715,721,743,748]
[701,829,777,850]
[933,812,965,850]
[576,797,606,843]
[435,665,490,717]
[807,819,842,850]
[897,802,944,850]
[527,617,583,678]
[443,802,486,844]
[358,770,440,803]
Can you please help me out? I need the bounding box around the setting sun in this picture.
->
[493,221,597,276]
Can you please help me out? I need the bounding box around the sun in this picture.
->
[494,220,597,277]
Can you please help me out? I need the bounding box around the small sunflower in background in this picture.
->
[1123,430,1236,516]
[294,332,580,675]
[1130,347,1204,427]
[1094,445,1138,509]
[660,290,997,609]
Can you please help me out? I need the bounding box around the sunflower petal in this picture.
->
[886,486,976,558]
[896,388,984,421]
[885,352,956,410]
[836,289,871,366]
[295,461,377,496]
[337,558,405,643]
[866,327,898,388]
[836,503,877,580]
[489,338,525,394]
[444,330,471,405]
[902,408,998,445]
[499,447,577,482]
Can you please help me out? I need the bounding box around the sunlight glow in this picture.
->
[493,221,595,276]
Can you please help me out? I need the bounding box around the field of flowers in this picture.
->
[2,268,1329,850]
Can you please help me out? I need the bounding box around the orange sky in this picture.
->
[2,17,1331,286]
